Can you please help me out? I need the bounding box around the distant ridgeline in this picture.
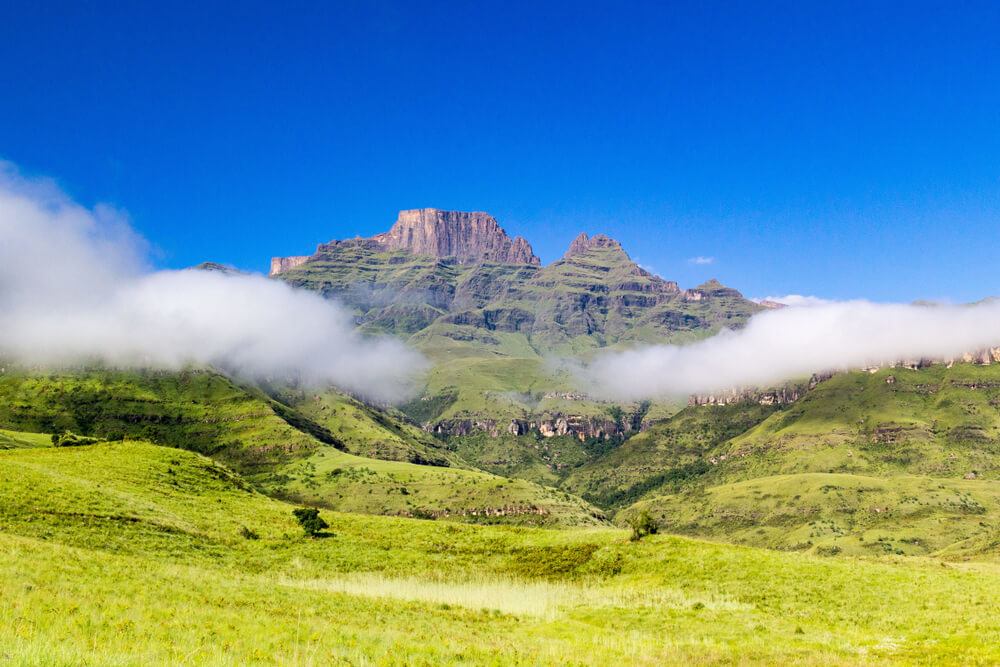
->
[269,208,763,436]
[688,348,1000,409]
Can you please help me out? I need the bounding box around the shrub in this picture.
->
[292,508,329,537]
[240,526,259,540]
[627,511,658,542]
[51,431,103,447]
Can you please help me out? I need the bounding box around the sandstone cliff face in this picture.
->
[270,209,540,276]
[372,209,540,265]
[269,255,311,276]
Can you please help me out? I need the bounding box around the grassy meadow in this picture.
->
[1,440,999,665]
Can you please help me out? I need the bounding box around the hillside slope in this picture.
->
[1,441,998,664]
[0,369,603,527]
[610,364,1000,557]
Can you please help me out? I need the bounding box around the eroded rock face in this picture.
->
[432,413,639,441]
[372,209,540,265]
[269,255,311,276]
[564,232,622,259]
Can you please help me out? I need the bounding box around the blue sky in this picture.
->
[2,1,999,302]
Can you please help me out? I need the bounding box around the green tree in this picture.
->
[292,507,329,537]
[627,510,658,542]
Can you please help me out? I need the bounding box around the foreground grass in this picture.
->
[1,442,999,664]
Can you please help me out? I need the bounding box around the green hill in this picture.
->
[599,364,1000,557]
[0,369,602,527]
[1,441,998,664]
[623,472,1000,557]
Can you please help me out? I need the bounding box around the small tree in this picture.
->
[292,507,329,537]
[628,510,658,542]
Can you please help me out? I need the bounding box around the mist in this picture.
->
[585,298,1000,401]
[0,163,426,403]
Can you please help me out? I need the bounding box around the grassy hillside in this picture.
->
[0,428,51,449]
[262,383,459,466]
[1,441,999,664]
[715,364,1000,482]
[0,367,322,473]
[600,364,1000,556]
[624,472,1000,557]
[0,370,603,527]
[262,445,605,527]
[562,403,782,507]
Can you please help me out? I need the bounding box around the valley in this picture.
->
[2,209,999,664]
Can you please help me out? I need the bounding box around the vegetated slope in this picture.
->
[614,364,1000,558]
[0,368,602,527]
[0,428,51,449]
[259,381,459,466]
[561,403,783,508]
[623,472,1000,558]
[1,441,999,664]
[0,367,323,473]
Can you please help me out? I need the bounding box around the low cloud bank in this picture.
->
[754,294,833,307]
[585,298,1000,401]
[0,163,426,403]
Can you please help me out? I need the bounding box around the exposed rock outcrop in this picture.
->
[269,255,311,276]
[372,209,540,265]
[683,279,746,302]
[688,384,806,407]
[431,413,643,441]
[564,232,623,259]
[270,209,540,276]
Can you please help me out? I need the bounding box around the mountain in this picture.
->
[270,209,761,439]
[271,208,539,276]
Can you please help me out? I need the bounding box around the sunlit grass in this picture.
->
[1,441,998,664]
[282,573,750,620]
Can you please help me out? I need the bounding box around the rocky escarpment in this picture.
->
[688,373,834,408]
[430,412,648,441]
[270,209,539,275]
[689,349,1000,409]
[270,255,311,276]
[564,232,624,258]
[373,209,540,265]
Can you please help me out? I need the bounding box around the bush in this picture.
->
[240,526,259,540]
[51,431,103,447]
[627,511,658,542]
[292,508,329,537]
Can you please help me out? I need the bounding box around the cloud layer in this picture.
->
[585,298,1000,401]
[0,163,426,402]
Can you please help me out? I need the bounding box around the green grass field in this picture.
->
[1,440,999,664]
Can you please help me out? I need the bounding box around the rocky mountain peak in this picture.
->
[563,232,624,259]
[371,209,540,265]
[683,279,748,301]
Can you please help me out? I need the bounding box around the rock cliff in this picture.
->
[563,232,623,259]
[373,209,540,265]
[270,208,540,275]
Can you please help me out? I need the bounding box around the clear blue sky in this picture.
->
[2,1,999,301]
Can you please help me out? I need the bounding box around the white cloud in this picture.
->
[0,162,426,403]
[584,299,1000,401]
[688,256,715,265]
[754,294,833,307]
